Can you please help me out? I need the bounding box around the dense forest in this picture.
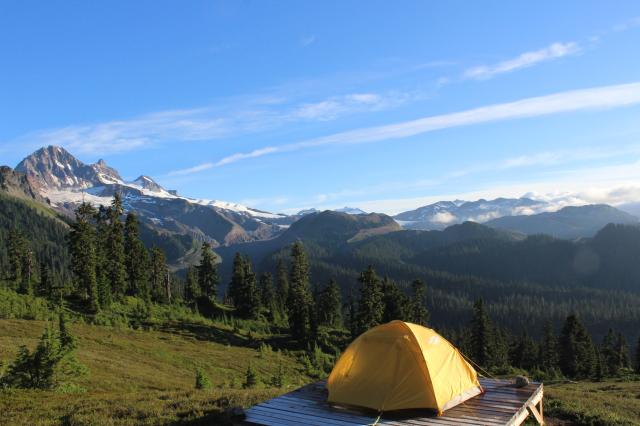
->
[1,191,639,392]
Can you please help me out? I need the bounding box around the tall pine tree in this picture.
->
[287,242,314,342]
[317,279,342,328]
[409,279,429,325]
[150,247,168,303]
[356,265,384,335]
[275,259,289,318]
[197,242,218,299]
[559,314,595,378]
[184,266,200,305]
[69,203,99,312]
[540,321,559,372]
[470,298,492,368]
[124,213,150,300]
[259,272,276,320]
[228,254,260,319]
[381,277,408,322]
[228,253,245,306]
[635,336,640,374]
[105,194,127,298]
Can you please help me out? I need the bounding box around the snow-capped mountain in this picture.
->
[297,207,367,216]
[16,146,122,190]
[393,197,551,230]
[15,146,292,246]
[334,206,367,215]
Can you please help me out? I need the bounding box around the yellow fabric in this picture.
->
[327,321,481,413]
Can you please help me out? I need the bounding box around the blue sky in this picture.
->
[2,1,640,214]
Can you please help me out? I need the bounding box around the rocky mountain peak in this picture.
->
[133,175,165,193]
[15,146,123,189]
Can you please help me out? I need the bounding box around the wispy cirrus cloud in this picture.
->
[300,35,317,47]
[9,90,409,158]
[170,81,640,176]
[282,143,640,214]
[463,41,581,80]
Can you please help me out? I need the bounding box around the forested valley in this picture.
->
[1,192,640,424]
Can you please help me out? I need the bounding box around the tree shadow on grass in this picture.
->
[156,321,306,351]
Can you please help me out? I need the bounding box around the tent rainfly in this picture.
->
[327,320,483,414]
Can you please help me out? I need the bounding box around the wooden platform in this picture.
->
[241,378,544,426]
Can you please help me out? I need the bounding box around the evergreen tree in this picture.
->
[409,279,429,325]
[594,347,605,381]
[197,242,218,299]
[194,368,212,390]
[601,328,618,376]
[105,194,127,298]
[356,265,384,335]
[8,230,34,295]
[259,272,276,320]
[635,336,640,374]
[559,314,595,378]
[317,279,342,327]
[184,266,200,305]
[38,262,52,298]
[491,326,510,368]
[275,259,289,317]
[227,254,260,318]
[381,277,408,322]
[69,203,99,312]
[346,285,358,338]
[615,332,631,371]
[270,361,285,388]
[228,253,245,309]
[150,247,168,303]
[94,206,112,309]
[287,242,314,342]
[540,321,559,372]
[7,229,25,290]
[510,332,538,371]
[470,298,492,368]
[243,363,258,389]
[124,213,150,299]
[1,320,85,389]
[58,313,75,351]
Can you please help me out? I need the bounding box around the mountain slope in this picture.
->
[485,204,638,239]
[0,166,50,204]
[15,146,292,248]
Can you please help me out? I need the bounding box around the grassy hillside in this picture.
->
[546,378,640,425]
[0,318,313,425]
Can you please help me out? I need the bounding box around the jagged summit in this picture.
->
[16,145,122,189]
[132,175,165,193]
[12,146,293,247]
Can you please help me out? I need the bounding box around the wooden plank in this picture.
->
[262,399,378,423]
[248,406,351,426]
[244,410,314,426]
[243,380,544,426]
[449,406,514,419]
[506,384,543,426]
[250,405,360,426]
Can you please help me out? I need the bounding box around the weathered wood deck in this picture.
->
[241,378,544,426]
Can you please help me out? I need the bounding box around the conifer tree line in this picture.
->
[461,299,637,379]
[4,193,640,376]
[64,194,221,313]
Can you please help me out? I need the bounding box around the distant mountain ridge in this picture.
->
[485,204,639,239]
[14,146,293,248]
[393,197,549,230]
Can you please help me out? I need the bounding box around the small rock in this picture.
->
[514,375,530,388]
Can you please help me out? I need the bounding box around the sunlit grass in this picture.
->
[0,319,312,425]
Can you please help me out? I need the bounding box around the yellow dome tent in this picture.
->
[327,320,483,414]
